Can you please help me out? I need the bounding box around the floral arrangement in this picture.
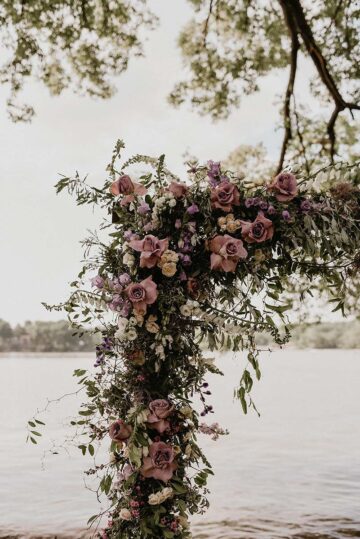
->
[42,141,360,538]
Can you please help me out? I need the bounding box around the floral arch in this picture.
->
[44,141,360,538]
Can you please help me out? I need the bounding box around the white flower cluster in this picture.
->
[122,242,136,269]
[148,487,174,505]
[115,316,141,341]
[151,191,177,227]
[179,300,201,317]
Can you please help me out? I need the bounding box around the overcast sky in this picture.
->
[0,0,315,325]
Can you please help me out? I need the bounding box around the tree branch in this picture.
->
[293,95,311,174]
[203,0,214,46]
[277,3,300,173]
[278,0,359,163]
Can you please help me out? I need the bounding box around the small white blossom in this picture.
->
[123,253,135,267]
[180,304,192,317]
[148,487,174,505]
[126,328,137,341]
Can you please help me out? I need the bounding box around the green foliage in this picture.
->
[169,1,288,119]
[170,1,360,168]
[45,140,360,538]
[0,1,157,121]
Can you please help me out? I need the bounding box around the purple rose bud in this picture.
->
[245,198,254,208]
[207,160,221,186]
[300,199,312,212]
[252,197,261,206]
[138,201,150,214]
[282,210,291,221]
[259,200,268,210]
[119,273,131,285]
[179,270,187,281]
[124,230,134,241]
[187,203,199,215]
[180,254,192,266]
[90,275,104,289]
[111,279,123,293]
[267,205,276,215]
[175,218,182,229]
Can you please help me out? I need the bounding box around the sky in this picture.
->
[0,1,315,325]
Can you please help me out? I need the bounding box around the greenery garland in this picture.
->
[42,141,360,538]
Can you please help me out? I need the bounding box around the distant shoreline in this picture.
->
[1,347,360,359]
[0,531,91,539]
[0,351,94,358]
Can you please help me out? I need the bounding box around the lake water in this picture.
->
[0,350,359,539]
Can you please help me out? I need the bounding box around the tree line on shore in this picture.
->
[1,318,360,353]
[0,319,97,353]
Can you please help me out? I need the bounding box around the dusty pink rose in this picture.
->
[125,276,158,315]
[109,420,132,442]
[209,235,247,272]
[210,181,240,212]
[240,212,274,243]
[168,181,188,198]
[129,235,169,269]
[268,172,298,202]
[147,399,174,434]
[140,442,177,482]
[110,175,147,206]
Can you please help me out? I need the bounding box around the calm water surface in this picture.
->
[0,350,359,538]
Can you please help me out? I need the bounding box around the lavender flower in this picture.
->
[259,200,268,210]
[119,273,131,286]
[245,198,254,208]
[207,160,221,186]
[187,203,199,215]
[282,210,291,221]
[179,254,192,266]
[90,275,104,289]
[138,201,150,214]
[300,199,312,212]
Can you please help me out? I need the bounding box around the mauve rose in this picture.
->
[209,234,247,272]
[240,212,274,243]
[140,442,177,482]
[109,420,132,442]
[168,181,188,198]
[147,399,174,433]
[268,172,298,202]
[110,175,147,206]
[125,276,158,315]
[129,235,169,268]
[211,181,240,212]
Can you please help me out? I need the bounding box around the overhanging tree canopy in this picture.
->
[2,1,358,171]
